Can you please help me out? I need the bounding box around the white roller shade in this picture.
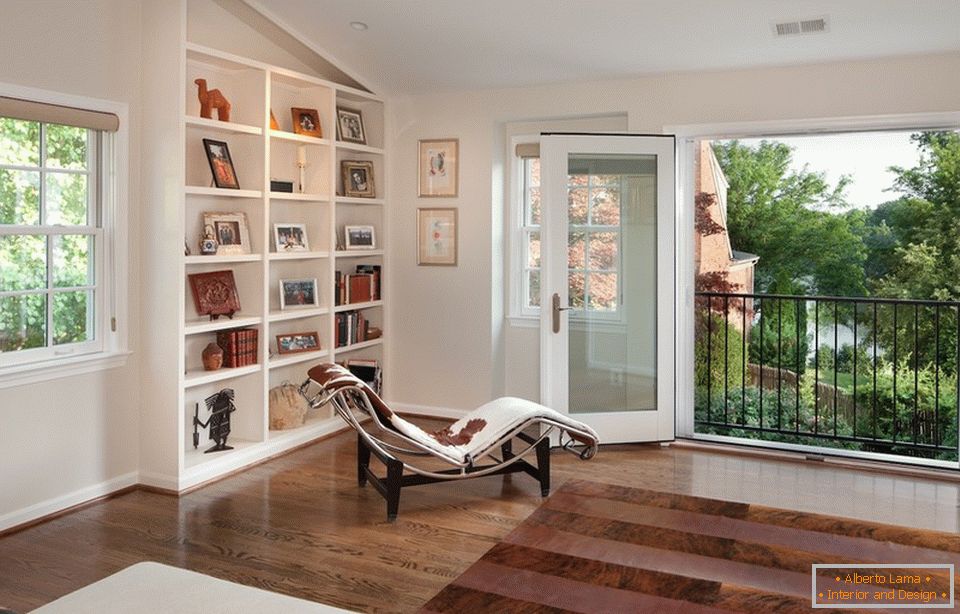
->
[0,96,119,132]
[515,142,540,159]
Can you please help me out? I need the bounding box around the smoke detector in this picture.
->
[773,16,829,37]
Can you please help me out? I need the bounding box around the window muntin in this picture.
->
[0,117,101,364]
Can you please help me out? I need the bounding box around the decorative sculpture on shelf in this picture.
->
[195,78,231,122]
[193,388,237,453]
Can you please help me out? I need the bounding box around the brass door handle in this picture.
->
[552,292,572,333]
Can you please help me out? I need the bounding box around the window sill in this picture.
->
[0,350,131,390]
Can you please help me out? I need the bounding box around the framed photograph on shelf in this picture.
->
[417,207,457,266]
[188,270,242,319]
[336,107,365,144]
[344,225,376,250]
[276,331,321,355]
[341,160,375,198]
[418,138,458,197]
[279,278,319,310]
[291,107,322,138]
[202,138,240,189]
[203,212,251,255]
[273,223,309,252]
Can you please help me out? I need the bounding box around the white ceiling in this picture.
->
[252,0,960,94]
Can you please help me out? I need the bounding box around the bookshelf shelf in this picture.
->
[335,249,384,258]
[335,196,384,206]
[334,300,382,313]
[185,186,263,199]
[269,129,331,146]
[268,307,329,322]
[185,254,262,264]
[185,115,262,135]
[268,349,330,369]
[269,192,329,202]
[336,141,384,155]
[335,338,384,354]
[268,250,329,261]
[184,315,262,335]
[184,364,261,388]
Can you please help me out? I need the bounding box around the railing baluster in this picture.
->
[853,303,858,438]
[741,297,747,426]
[934,305,940,447]
[893,304,898,446]
[814,299,820,434]
[795,298,801,433]
[834,301,839,437]
[873,301,878,441]
[707,298,712,424]
[758,297,763,429]
[914,304,920,446]
[724,295,729,425]
[777,298,783,430]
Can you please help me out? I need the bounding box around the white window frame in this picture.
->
[508,135,626,326]
[668,111,960,469]
[0,82,129,389]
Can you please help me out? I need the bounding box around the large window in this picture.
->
[514,149,622,318]
[0,116,103,366]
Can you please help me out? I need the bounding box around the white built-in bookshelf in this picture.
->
[169,42,387,485]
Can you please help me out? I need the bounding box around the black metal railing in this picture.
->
[695,291,960,462]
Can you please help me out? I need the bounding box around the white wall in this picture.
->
[0,0,143,525]
[386,52,960,412]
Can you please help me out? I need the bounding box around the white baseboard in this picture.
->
[0,471,139,533]
[388,400,469,420]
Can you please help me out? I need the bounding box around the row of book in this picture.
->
[217,328,259,367]
[341,358,381,395]
[335,265,381,306]
[335,310,375,348]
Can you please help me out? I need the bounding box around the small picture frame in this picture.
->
[279,278,319,310]
[341,160,376,198]
[188,270,242,319]
[274,223,309,252]
[203,212,251,256]
[336,107,366,144]
[202,138,239,189]
[276,331,321,355]
[344,225,376,250]
[417,207,458,266]
[418,138,458,197]
[291,107,322,138]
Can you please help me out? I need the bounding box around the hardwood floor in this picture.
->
[2,419,959,612]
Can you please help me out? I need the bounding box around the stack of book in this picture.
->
[342,358,381,395]
[334,310,370,348]
[335,264,381,306]
[216,328,258,367]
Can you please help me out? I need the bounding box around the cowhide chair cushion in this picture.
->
[307,363,600,466]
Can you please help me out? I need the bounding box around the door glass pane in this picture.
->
[567,153,657,414]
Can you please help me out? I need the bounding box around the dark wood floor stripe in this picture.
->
[420,583,573,613]
[452,560,731,614]
[531,506,851,576]
[562,479,960,553]
[545,491,960,569]
[504,521,812,598]
[475,542,824,613]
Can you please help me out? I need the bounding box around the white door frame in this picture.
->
[539,132,676,443]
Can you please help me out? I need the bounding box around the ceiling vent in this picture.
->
[773,16,829,37]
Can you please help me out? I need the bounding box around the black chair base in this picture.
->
[357,432,551,521]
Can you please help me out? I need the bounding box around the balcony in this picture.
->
[695,291,960,463]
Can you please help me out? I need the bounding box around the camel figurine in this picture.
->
[195,79,231,122]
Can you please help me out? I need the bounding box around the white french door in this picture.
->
[540,133,676,443]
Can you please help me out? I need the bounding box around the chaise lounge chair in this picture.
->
[302,363,600,520]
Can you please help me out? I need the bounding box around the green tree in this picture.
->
[712,140,867,297]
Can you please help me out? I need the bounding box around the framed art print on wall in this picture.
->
[417,207,457,266]
[418,138,458,197]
